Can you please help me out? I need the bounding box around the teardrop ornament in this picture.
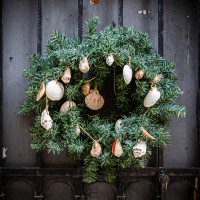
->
[143,87,161,107]
[90,141,102,157]
[61,67,71,83]
[123,64,133,84]
[85,89,104,110]
[60,100,76,113]
[141,127,155,140]
[41,109,53,130]
[46,80,64,101]
[112,139,123,157]
[36,81,46,101]
[133,140,147,158]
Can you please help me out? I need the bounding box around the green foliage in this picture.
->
[19,17,185,183]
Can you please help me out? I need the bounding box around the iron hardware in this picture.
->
[159,172,170,190]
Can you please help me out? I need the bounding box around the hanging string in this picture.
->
[46,96,49,110]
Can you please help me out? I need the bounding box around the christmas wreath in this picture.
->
[19,17,185,183]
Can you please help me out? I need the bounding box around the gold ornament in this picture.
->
[90,141,102,157]
[46,80,64,101]
[61,67,71,83]
[79,57,90,73]
[36,81,46,101]
[60,100,76,113]
[112,139,123,157]
[135,69,144,80]
[85,88,104,110]
[82,83,90,96]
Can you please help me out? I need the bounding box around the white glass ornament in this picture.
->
[41,109,53,130]
[106,54,114,66]
[133,140,147,158]
[60,100,76,113]
[46,80,64,101]
[123,64,133,84]
[143,87,161,107]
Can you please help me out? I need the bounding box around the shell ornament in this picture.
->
[79,57,90,73]
[90,141,102,157]
[85,89,104,110]
[36,81,46,101]
[75,124,81,136]
[135,69,144,80]
[60,100,76,113]
[46,80,64,101]
[133,140,147,158]
[123,64,133,84]
[61,67,71,83]
[143,87,161,107]
[112,139,123,157]
[106,54,114,66]
[82,83,90,96]
[115,119,123,131]
[41,109,53,130]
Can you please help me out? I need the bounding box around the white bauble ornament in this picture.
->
[123,64,133,84]
[90,141,102,157]
[106,54,114,66]
[143,87,161,107]
[85,89,104,110]
[79,57,90,73]
[61,67,71,83]
[41,109,53,130]
[60,100,76,113]
[115,119,123,131]
[133,140,147,158]
[46,80,64,101]
[112,139,123,157]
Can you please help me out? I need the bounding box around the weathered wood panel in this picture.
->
[163,0,198,167]
[123,0,158,51]
[42,0,78,167]
[3,0,37,167]
[83,0,118,29]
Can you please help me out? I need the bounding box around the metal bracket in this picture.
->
[34,194,43,199]
[117,195,126,200]
[159,172,170,190]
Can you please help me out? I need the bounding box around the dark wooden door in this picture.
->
[1,0,199,199]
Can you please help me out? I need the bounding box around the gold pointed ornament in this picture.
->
[79,57,90,73]
[143,74,163,107]
[90,141,102,157]
[46,80,64,101]
[60,100,76,113]
[85,88,104,110]
[112,139,123,157]
[61,67,71,83]
[106,54,114,66]
[36,81,46,101]
[133,140,147,158]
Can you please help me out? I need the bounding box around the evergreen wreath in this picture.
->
[19,17,185,183]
